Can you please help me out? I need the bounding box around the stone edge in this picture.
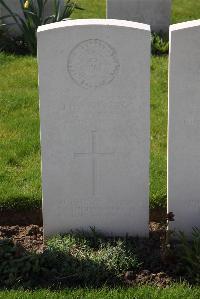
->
[170,19,200,32]
[37,19,150,33]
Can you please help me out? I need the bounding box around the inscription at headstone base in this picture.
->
[38,19,150,237]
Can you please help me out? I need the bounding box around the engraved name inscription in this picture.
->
[184,199,200,210]
[56,199,137,217]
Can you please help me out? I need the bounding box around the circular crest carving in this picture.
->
[67,39,120,89]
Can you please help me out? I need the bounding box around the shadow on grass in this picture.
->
[0,197,41,211]
[0,205,42,226]
[0,226,191,290]
[0,235,124,290]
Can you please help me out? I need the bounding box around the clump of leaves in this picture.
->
[97,240,140,276]
[151,33,169,55]
[0,27,28,55]
[177,227,200,283]
[0,0,83,55]
[0,230,140,288]
[0,239,70,287]
[48,230,141,284]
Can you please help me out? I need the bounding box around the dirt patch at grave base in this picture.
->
[0,207,179,288]
[0,207,166,226]
[150,208,167,223]
[0,222,178,288]
[0,225,45,253]
[0,208,43,226]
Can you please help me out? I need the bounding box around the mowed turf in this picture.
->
[0,285,200,299]
[172,0,200,24]
[0,0,200,209]
[72,0,105,19]
[0,54,40,208]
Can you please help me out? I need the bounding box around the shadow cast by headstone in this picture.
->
[0,227,191,290]
[0,203,42,226]
[0,237,121,290]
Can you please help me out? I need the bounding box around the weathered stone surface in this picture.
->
[38,19,150,237]
[168,20,200,236]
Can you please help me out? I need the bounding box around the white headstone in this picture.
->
[107,0,171,34]
[0,0,64,36]
[38,19,150,237]
[168,20,200,236]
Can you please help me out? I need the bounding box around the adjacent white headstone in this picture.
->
[0,0,64,36]
[168,20,200,236]
[107,0,171,34]
[38,19,150,237]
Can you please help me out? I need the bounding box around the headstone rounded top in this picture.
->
[37,19,150,33]
[67,39,120,89]
[170,20,200,32]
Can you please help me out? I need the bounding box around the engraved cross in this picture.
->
[74,130,114,196]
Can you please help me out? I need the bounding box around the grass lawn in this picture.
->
[0,285,200,299]
[172,0,200,24]
[0,54,40,208]
[0,0,200,210]
[72,0,106,19]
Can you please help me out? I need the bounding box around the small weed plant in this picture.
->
[151,33,169,55]
[48,230,141,283]
[178,227,200,283]
[0,27,28,55]
[0,229,140,288]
